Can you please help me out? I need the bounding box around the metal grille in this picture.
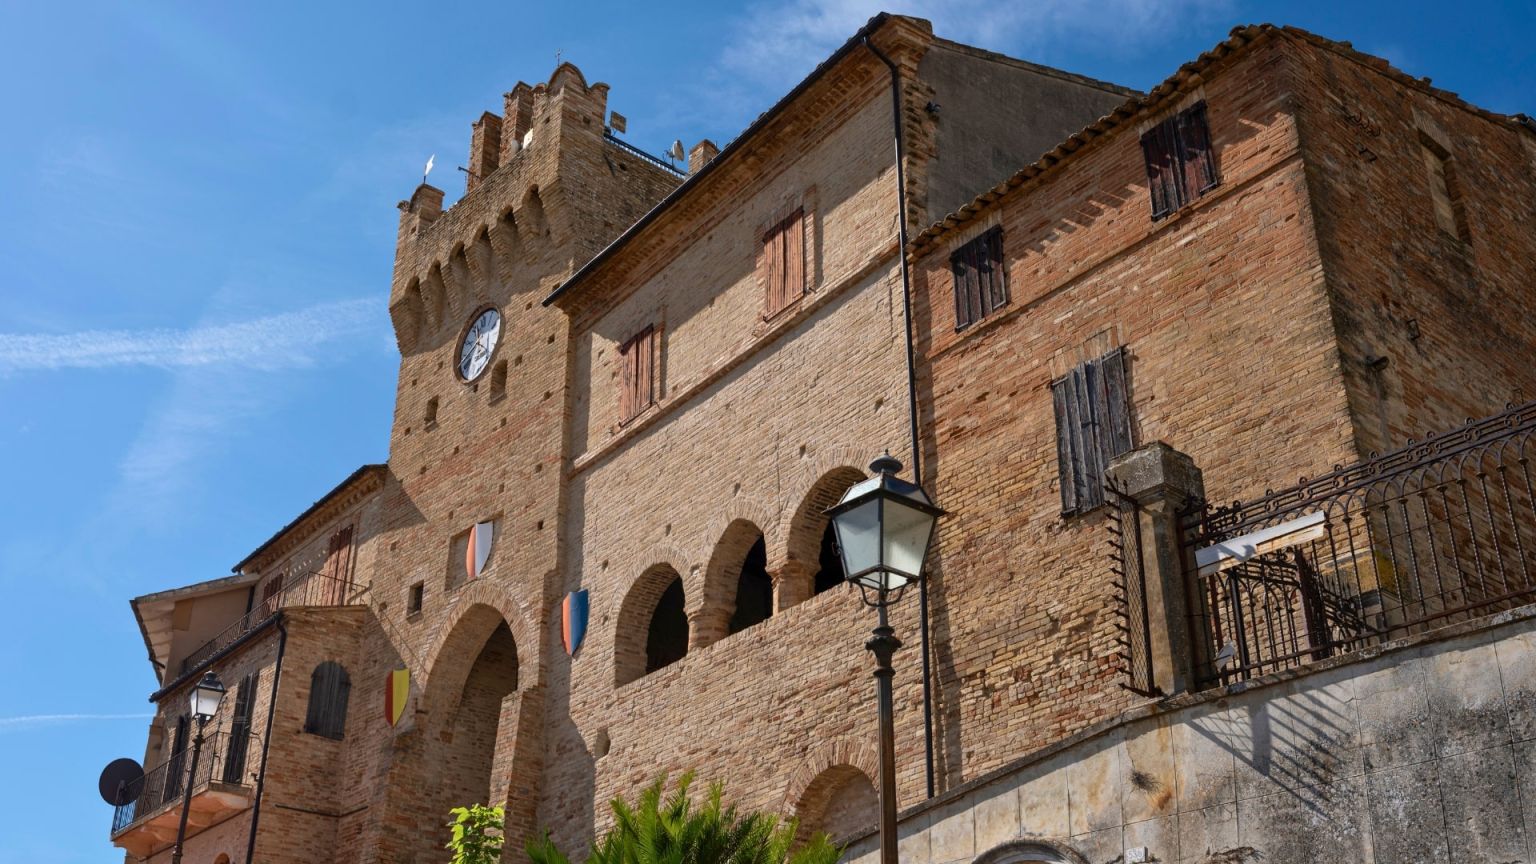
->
[178,569,358,676]
[1182,401,1536,687]
[1107,486,1158,695]
[111,731,239,836]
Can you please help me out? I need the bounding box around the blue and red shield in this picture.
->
[562,590,589,657]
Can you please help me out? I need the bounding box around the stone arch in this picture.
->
[522,186,549,238]
[779,466,866,608]
[213,855,231,864]
[421,583,541,711]
[468,224,495,289]
[972,839,1088,864]
[422,262,448,331]
[391,279,425,352]
[697,518,773,648]
[614,563,688,686]
[491,206,521,282]
[784,738,880,844]
[449,242,472,302]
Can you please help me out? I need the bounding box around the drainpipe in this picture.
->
[862,35,937,801]
[244,616,287,864]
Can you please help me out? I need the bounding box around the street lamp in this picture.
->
[827,453,944,864]
[170,671,226,864]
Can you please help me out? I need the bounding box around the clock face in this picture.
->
[457,307,501,381]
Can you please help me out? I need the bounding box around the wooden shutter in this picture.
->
[1052,347,1134,515]
[259,573,285,618]
[163,715,189,804]
[620,326,655,423]
[952,227,1006,330]
[322,525,353,605]
[1178,102,1219,194]
[222,675,254,784]
[763,209,806,319]
[304,662,351,740]
[1141,117,1183,219]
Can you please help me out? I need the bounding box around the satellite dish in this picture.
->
[667,139,686,162]
[98,758,145,806]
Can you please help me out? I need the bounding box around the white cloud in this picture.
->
[0,713,154,733]
[0,298,378,375]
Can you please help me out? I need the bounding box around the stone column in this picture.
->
[1104,442,1206,696]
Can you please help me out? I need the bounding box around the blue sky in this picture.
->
[0,1,1530,860]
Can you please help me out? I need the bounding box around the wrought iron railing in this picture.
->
[111,731,241,835]
[178,570,357,677]
[1181,401,1536,687]
[1107,487,1158,696]
[603,131,685,176]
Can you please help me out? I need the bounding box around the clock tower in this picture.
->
[370,62,682,862]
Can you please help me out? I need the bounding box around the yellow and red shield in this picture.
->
[385,667,410,727]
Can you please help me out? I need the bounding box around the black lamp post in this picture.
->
[170,670,226,864]
[827,454,944,864]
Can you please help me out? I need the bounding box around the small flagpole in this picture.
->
[422,154,435,186]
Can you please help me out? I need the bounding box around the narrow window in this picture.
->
[407,581,424,615]
[258,573,285,618]
[1420,133,1470,242]
[619,325,657,424]
[304,661,351,740]
[222,674,254,784]
[424,396,440,428]
[490,359,508,400]
[1050,346,1134,515]
[762,208,806,319]
[952,226,1007,330]
[1141,101,1219,220]
[163,715,189,804]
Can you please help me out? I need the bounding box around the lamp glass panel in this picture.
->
[190,684,223,719]
[883,496,936,581]
[832,497,882,581]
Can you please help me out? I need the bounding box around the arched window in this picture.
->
[647,578,688,673]
[304,661,351,740]
[727,535,773,635]
[615,564,689,686]
[786,468,865,603]
[795,765,879,844]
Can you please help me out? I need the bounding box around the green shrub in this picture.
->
[447,804,505,864]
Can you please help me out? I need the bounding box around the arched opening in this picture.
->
[786,468,866,604]
[423,263,448,330]
[435,614,519,809]
[795,765,878,845]
[729,535,773,634]
[615,564,689,686]
[470,225,495,283]
[701,520,772,645]
[972,839,1085,864]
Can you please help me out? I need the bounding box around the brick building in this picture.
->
[106,14,1536,864]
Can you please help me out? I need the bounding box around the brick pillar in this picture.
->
[468,111,503,193]
[773,561,813,612]
[502,84,534,163]
[493,684,544,862]
[1104,442,1206,695]
[688,139,719,175]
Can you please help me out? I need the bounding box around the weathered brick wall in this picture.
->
[1288,35,1536,455]
[911,34,1360,789]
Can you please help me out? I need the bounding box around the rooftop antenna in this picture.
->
[667,139,685,169]
[422,154,435,185]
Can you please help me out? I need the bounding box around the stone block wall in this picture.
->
[843,605,1536,864]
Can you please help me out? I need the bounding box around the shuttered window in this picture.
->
[222,674,254,784]
[320,525,354,605]
[762,208,806,319]
[258,573,285,618]
[162,715,189,804]
[304,661,351,740]
[951,226,1007,330]
[619,325,657,424]
[1051,347,1134,515]
[1141,101,1219,220]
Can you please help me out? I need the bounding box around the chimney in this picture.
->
[467,112,503,193]
[688,139,719,176]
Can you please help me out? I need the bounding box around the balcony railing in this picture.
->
[112,731,237,835]
[1179,401,1536,687]
[178,569,358,677]
[603,131,685,176]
